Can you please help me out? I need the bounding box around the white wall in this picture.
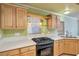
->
[64,17,78,37]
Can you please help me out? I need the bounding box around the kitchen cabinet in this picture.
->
[1,4,16,29]
[7,49,20,56]
[64,39,77,55]
[58,40,64,55]
[46,14,57,30]
[54,39,77,56]
[42,14,57,33]
[16,7,27,29]
[0,49,20,56]
[52,14,57,29]
[20,50,36,56]
[76,40,79,54]
[47,18,52,30]
[0,45,36,56]
[53,40,64,56]
[54,40,60,56]
[20,45,36,56]
[0,4,27,29]
[45,15,50,30]
[0,51,8,56]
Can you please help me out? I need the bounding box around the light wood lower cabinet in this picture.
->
[20,50,36,56]
[54,40,60,56]
[0,45,36,56]
[77,40,79,54]
[54,39,77,56]
[58,40,64,55]
[0,51,8,56]
[1,39,79,56]
[64,39,77,55]
[0,49,19,56]
[7,49,20,56]
[20,45,36,56]
[54,40,64,56]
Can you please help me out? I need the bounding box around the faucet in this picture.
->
[65,30,69,37]
[65,31,73,37]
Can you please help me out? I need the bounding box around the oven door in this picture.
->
[37,46,53,56]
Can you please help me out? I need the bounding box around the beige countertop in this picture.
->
[0,35,79,52]
[0,36,36,52]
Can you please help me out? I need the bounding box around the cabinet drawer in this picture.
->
[0,49,19,56]
[7,49,19,55]
[21,50,36,56]
[0,52,8,56]
[20,46,36,53]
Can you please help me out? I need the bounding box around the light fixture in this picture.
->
[64,4,71,14]
[64,10,70,14]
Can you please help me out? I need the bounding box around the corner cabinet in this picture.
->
[54,39,77,56]
[0,4,27,29]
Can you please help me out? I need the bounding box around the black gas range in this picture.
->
[32,37,54,56]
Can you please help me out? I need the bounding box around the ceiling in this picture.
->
[20,3,79,18]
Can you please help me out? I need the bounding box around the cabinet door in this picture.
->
[64,39,77,55]
[52,15,57,29]
[0,49,20,56]
[7,49,20,56]
[58,40,64,55]
[1,4,15,29]
[16,7,27,29]
[20,45,36,56]
[54,40,64,56]
[54,40,60,56]
[77,40,79,54]
[21,50,36,56]
[0,52,8,56]
[47,19,52,30]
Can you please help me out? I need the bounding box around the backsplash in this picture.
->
[1,29,27,37]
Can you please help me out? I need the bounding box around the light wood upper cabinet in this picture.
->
[1,4,16,29]
[0,4,27,29]
[52,14,57,29]
[47,19,52,30]
[45,14,57,31]
[16,7,27,29]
